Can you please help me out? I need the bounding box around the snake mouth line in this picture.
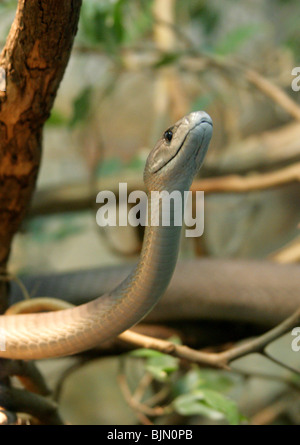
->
[201,119,213,127]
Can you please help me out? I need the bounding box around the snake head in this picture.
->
[144,111,213,192]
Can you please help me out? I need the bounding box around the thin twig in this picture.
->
[117,372,172,417]
[262,350,300,375]
[133,372,153,402]
[231,368,300,393]
[144,386,170,408]
[245,69,300,122]
[135,411,154,425]
[132,370,170,408]
[250,393,296,425]
[119,309,300,369]
[0,269,30,300]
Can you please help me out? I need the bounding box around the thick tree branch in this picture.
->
[0,358,50,395]
[0,0,82,312]
[0,384,63,425]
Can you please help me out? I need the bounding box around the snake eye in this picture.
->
[164,129,173,142]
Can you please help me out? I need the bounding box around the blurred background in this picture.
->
[1,0,300,425]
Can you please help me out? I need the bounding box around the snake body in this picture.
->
[9,258,300,327]
[0,111,213,359]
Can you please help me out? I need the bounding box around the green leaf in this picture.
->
[69,87,92,128]
[174,368,233,396]
[145,365,170,382]
[145,358,179,382]
[130,343,180,382]
[78,0,125,53]
[146,354,179,375]
[112,0,125,45]
[214,25,260,56]
[79,1,109,45]
[196,369,233,392]
[124,0,154,43]
[173,393,223,420]
[130,349,165,358]
[173,389,241,425]
[199,389,241,425]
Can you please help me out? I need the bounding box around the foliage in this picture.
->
[130,340,244,425]
[130,338,180,382]
[53,0,266,132]
[96,157,124,177]
[77,0,154,54]
[183,0,220,35]
[212,25,260,56]
[69,87,93,128]
[47,109,69,127]
[172,368,243,425]
[78,0,126,53]
[26,215,85,244]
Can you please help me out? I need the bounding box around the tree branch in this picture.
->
[7,291,300,375]
[245,69,300,122]
[0,0,82,312]
[119,309,300,369]
[0,384,64,425]
[191,162,300,193]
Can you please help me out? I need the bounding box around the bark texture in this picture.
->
[0,0,82,312]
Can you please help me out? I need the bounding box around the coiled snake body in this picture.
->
[0,111,213,360]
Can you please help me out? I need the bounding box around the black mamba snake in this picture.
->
[0,111,213,359]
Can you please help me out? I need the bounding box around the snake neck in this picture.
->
[114,187,186,319]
